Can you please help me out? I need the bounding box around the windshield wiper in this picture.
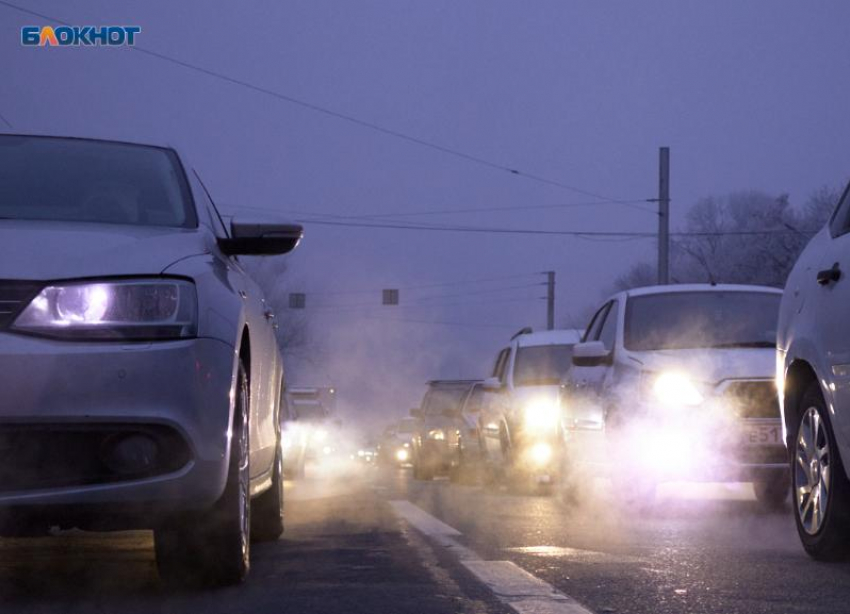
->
[707,341,776,349]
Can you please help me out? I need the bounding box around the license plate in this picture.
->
[744,422,782,446]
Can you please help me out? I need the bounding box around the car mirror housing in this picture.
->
[218,219,303,256]
[572,341,611,367]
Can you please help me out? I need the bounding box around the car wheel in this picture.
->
[753,475,789,510]
[413,450,433,481]
[793,383,850,560]
[155,361,251,586]
[252,433,285,542]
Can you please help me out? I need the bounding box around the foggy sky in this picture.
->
[3,1,849,433]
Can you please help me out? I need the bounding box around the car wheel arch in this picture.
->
[784,360,819,445]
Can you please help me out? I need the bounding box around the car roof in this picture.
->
[515,329,583,347]
[621,283,782,300]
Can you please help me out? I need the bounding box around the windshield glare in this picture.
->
[624,291,781,351]
[0,136,195,228]
[513,345,575,386]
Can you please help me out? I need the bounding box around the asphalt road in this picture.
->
[3,461,850,614]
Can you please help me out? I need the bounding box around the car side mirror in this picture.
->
[482,377,502,391]
[410,407,422,418]
[218,218,303,256]
[572,341,611,367]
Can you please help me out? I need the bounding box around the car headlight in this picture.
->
[523,398,560,431]
[12,278,197,340]
[427,429,445,440]
[650,372,704,407]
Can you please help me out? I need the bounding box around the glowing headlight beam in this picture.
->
[523,398,561,431]
[652,372,704,407]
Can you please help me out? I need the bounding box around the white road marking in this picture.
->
[505,545,643,564]
[388,500,461,536]
[390,500,596,614]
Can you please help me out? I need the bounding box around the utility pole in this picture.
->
[546,271,555,330]
[658,146,670,285]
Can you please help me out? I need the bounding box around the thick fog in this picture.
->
[3,1,850,431]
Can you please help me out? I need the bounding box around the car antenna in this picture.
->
[510,326,533,341]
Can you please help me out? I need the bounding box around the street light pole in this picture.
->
[658,147,670,285]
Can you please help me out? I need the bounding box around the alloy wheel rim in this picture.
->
[795,406,831,535]
[238,379,250,563]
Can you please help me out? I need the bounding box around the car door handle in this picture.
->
[264,310,275,320]
[817,263,842,286]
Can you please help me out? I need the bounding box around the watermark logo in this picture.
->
[21,25,141,47]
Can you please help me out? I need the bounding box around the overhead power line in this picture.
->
[0,0,645,211]
[293,217,819,238]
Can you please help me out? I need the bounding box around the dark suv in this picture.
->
[410,380,477,480]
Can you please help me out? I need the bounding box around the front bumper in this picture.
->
[565,416,789,483]
[0,332,236,517]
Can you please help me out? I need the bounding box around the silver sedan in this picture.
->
[0,134,301,585]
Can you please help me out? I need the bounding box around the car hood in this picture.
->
[628,347,775,385]
[0,221,209,280]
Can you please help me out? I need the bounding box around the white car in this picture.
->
[0,134,301,585]
[779,183,850,559]
[478,328,582,485]
[560,284,787,506]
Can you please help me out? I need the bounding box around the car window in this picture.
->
[624,291,781,351]
[583,302,611,342]
[492,348,510,381]
[513,345,575,386]
[829,180,850,238]
[0,135,196,228]
[463,386,485,413]
[596,300,619,351]
[421,387,469,415]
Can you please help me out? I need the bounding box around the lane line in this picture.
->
[390,499,596,614]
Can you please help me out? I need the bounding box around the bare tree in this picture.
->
[615,185,842,291]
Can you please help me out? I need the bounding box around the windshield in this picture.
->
[421,387,469,416]
[513,345,575,386]
[624,291,781,351]
[0,135,196,228]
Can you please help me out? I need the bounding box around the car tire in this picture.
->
[793,382,850,561]
[155,361,251,586]
[413,450,434,481]
[252,435,285,542]
[753,475,789,510]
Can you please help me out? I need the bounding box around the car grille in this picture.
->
[0,281,42,328]
[722,380,780,419]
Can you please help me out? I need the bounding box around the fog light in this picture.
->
[530,442,552,466]
[396,449,409,462]
[102,434,159,475]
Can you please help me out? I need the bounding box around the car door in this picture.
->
[564,301,616,421]
[806,183,850,443]
[480,348,510,456]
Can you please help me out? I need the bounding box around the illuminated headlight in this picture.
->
[403,442,410,448]
[650,372,704,407]
[313,428,328,443]
[428,429,445,440]
[523,398,560,431]
[396,449,409,462]
[12,279,197,340]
